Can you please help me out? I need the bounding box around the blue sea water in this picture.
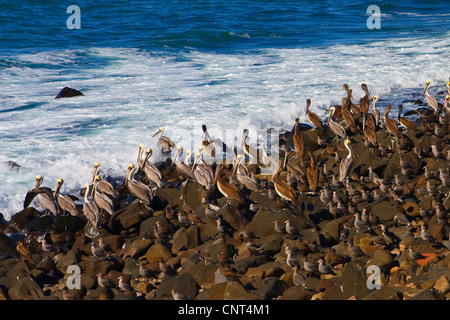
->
[0,0,449,218]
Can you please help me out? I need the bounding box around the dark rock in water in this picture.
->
[55,87,84,99]
[3,161,20,172]
[0,232,16,258]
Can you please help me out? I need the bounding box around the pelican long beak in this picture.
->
[172,148,181,166]
[92,164,99,183]
[231,157,239,177]
[137,144,143,162]
[54,180,62,198]
[422,82,429,96]
[152,128,162,138]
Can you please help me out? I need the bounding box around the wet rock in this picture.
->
[6,208,40,233]
[55,87,84,99]
[156,272,198,299]
[0,232,16,257]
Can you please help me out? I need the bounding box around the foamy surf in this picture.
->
[1,33,449,219]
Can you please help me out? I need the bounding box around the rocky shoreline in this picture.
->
[1,83,450,300]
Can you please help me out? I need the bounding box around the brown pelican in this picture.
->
[54,178,80,216]
[83,183,100,229]
[202,125,216,158]
[383,105,399,137]
[23,175,58,215]
[327,106,347,139]
[152,126,176,154]
[305,150,319,192]
[343,83,360,114]
[397,104,415,130]
[363,113,378,146]
[359,83,372,115]
[293,118,305,160]
[92,176,114,216]
[306,99,324,130]
[422,80,439,113]
[125,163,153,206]
[259,142,275,169]
[339,139,354,183]
[272,163,298,205]
[232,154,260,192]
[91,162,117,198]
[241,129,258,160]
[172,145,194,179]
[191,149,214,190]
[369,94,380,127]
[215,164,245,205]
[141,148,164,188]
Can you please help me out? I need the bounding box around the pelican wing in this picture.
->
[23,187,55,209]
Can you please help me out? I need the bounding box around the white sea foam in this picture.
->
[1,34,449,219]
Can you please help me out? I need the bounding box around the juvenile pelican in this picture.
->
[202,125,216,158]
[92,162,116,198]
[293,118,305,160]
[383,105,399,137]
[23,175,58,215]
[369,94,380,127]
[339,139,354,183]
[272,164,298,205]
[215,164,245,205]
[327,106,347,139]
[422,80,439,113]
[141,148,164,188]
[306,150,319,192]
[306,99,324,130]
[152,127,175,154]
[125,163,153,206]
[83,183,100,229]
[54,178,80,216]
[397,104,415,131]
[359,83,372,115]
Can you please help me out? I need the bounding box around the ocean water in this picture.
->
[0,0,449,219]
